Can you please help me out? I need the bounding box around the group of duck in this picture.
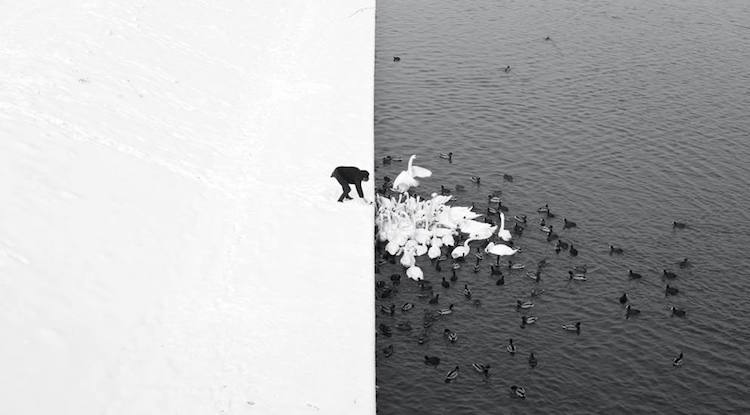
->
[375,153,688,400]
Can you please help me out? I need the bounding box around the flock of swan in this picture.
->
[376,155,519,283]
[375,154,688,400]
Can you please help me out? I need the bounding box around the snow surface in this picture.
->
[1,1,375,413]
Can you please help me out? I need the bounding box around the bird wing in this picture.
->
[410,165,432,178]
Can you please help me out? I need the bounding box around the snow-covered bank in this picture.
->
[1,1,374,413]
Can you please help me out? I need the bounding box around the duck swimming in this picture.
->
[569,244,579,256]
[517,300,534,310]
[619,293,628,304]
[450,268,458,282]
[401,302,414,311]
[521,316,538,327]
[568,270,587,281]
[514,214,527,223]
[528,352,538,368]
[628,269,643,279]
[424,355,441,366]
[444,328,458,343]
[530,288,545,297]
[445,366,460,382]
[496,275,505,285]
[625,304,641,319]
[671,306,686,317]
[673,221,687,229]
[396,321,412,331]
[563,218,577,229]
[678,258,691,268]
[526,270,541,282]
[663,269,678,279]
[562,322,581,333]
[610,245,624,254]
[463,284,472,299]
[383,344,394,357]
[510,385,526,399]
[471,176,481,184]
[503,173,514,182]
[441,277,450,289]
[429,293,440,304]
[379,323,392,337]
[380,304,396,315]
[393,56,401,62]
[437,304,455,315]
[472,363,491,377]
[665,284,679,296]
[509,260,525,270]
[507,338,517,354]
[673,352,684,367]
[439,152,453,161]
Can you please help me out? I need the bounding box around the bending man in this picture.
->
[331,166,369,202]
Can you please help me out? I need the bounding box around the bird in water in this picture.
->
[495,274,505,285]
[628,270,643,280]
[663,269,678,279]
[380,304,395,315]
[439,152,453,162]
[521,315,538,328]
[445,366,460,383]
[610,245,624,254]
[516,300,534,310]
[379,323,392,337]
[619,293,629,304]
[562,322,581,334]
[678,258,691,269]
[472,363,491,377]
[530,288,545,297]
[528,352,538,368]
[510,385,526,399]
[393,56,401,62]
[424,355,440,366]
[383,344,393,357]
[437,304,455,315]
[665,284,679,296]
[673,352,684,367]
[450,268,458,282]
[671,306,687,317]
[429,293,440,304]
[507,338,517,354]
[563,218,577,229]
[441,277,450,289]
[463,284,472,299]
[568,270,586,281]
[504,65,511,73]
[503,173,514,182]
[625,304,641,319]
[569,244,578,257]
[444,328,458,343]
[401,302,414,312]
[471,176,481,184]
[673,221,687,229]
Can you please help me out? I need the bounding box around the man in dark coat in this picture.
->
[331,166,369,202]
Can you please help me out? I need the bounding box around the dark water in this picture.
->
[374,0,750,413]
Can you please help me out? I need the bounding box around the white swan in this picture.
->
[392,155,432,193]
[406,265,424,281]
[400,248,416,268]
[427,244,442,259]
[451,238,476,259]
[498,212,512,242]
[485,242,519,257]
